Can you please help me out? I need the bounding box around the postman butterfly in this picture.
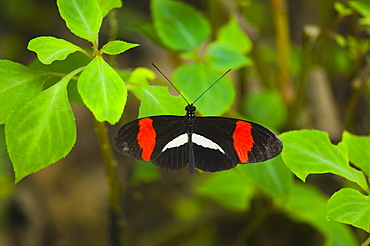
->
[113,65,282,174]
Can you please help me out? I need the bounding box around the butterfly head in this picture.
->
[185,104,196,116]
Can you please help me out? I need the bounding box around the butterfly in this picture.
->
[113,65,282,174]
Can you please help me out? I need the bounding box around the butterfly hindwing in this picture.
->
[190,117,240,172]
[190,117,282,172]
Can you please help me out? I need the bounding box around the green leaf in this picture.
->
[217,18,253,54]
[97,0,122,17]
[334,2,353,17]
[327,188,370,232]
[179,51,198,61]
[280,130,368,192]
[100,40,140,55]
[282,184,357,246]
[131,21,165,48]
[243,89,287,130]
[0,60,48,124]
[173,63,235,116]
[28,49,92,75]
[130,161,161,186]
[28,36,82,65]
[116,68,131,82]
[78,56,127,124]
[349,1,370,16]
[196,170,254,211]
[205,42,252,71]
[349,1,370,25]
[138,86,185,118]
[57,0,102,42]
[342,131,370,177]
[173,197,203,222]
[359,17,370,25]
[332,33,347,48]
[151,0,210,51]
[126,67,156,100]
[128,67,155,87]
[238,155,293,201]
[29,52,92,104]
[5,68,82,182]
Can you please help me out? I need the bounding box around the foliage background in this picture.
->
[0,0,369,245]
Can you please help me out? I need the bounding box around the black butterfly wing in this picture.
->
[192,117,282,172]
[112,116,189,171]
[150,116,189,171]
[113,116,282,173]
[112,119,143,160]
[245,121,283,162]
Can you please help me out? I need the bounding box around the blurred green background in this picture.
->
[1,0,370,245]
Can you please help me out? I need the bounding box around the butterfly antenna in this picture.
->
[152,63,190,105]
[192,68,231,104]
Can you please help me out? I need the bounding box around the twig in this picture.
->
[270,0,293,104]
[345,54,370,130]
[93,118,124,246]
[361,235,370,246]
[108,9,119,68]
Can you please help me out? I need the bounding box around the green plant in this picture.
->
[1,0,139,243]
[1,0,370,245]
[2,0,139,181]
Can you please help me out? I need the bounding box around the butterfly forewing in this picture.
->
[191,117,282,171]
[246,122,283,163]
[113,116,189,170]
[150,116,189,170]
[190,117,240,171]
[112,119,143,159]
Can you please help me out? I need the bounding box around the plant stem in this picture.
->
[290,27,317,127]
[93,119,122,211]
[362,235,370,246]
[80,48,94,59]
[251,42,275,88]
[93,118,124,245]
[108,9,119,68]
[94,9,128,246]
[270,0,293,104]
[230,196,273,245]
[345,54,370,131]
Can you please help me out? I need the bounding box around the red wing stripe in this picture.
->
[137,118,156,161]
[233,121,254,163]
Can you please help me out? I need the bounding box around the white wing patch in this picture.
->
[193,133,225,154]
[161,133,225,154]
[162,133,188,152]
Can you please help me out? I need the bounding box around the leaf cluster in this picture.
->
[1,0,139,182]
